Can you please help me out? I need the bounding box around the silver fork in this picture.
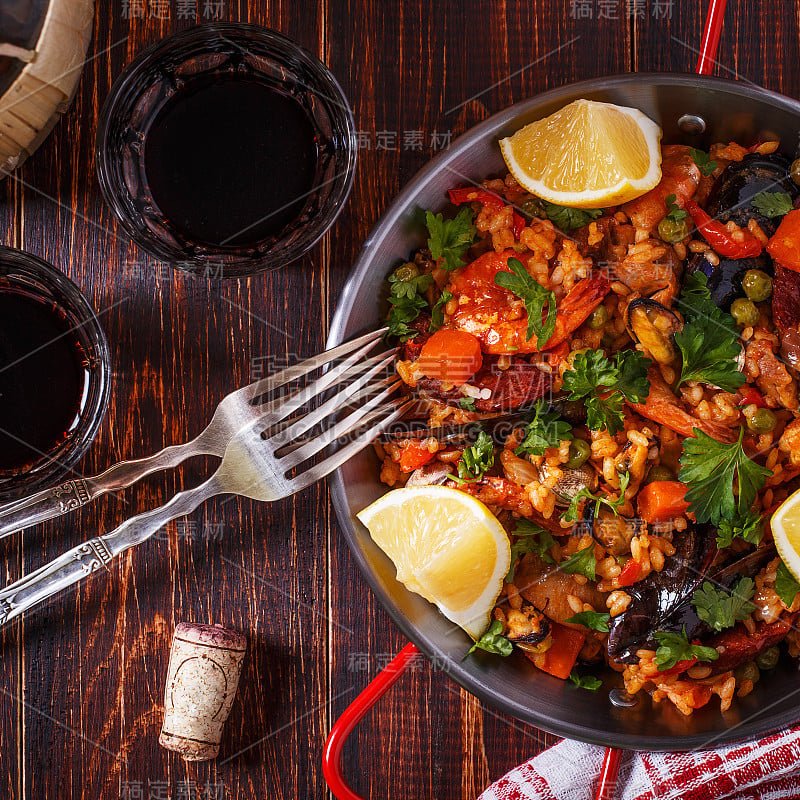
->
[0,328,392,538]
[0,329,412,627]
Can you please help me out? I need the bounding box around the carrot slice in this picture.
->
[399,441,436,473]
[637,480,690,524]
[418,329,483,385]
[767,209,800,272]
[526,622,585,680]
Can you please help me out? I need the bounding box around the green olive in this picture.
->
[734,661,760,685]
[791,158,800,187]
[519,197,547,220]
[657,217,689,243]
[565,438,591,469]
[587,305,609,330]
[747,407,778,434]
[730,298,760,327]
[646,464,675,484]
[756,646,780,671]
[742,269,773,302]
[393,262,419,282]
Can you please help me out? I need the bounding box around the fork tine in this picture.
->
[283,399,415,494]
[277,380,405,471]
[267,351,399,445]
[256,341,397,426]
[239,327,387,402]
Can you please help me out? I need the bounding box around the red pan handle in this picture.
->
[696,0,729,74]
[324,643,420,800]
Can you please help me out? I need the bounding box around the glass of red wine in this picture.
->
[95,23,357,278]
[0,247,110,500]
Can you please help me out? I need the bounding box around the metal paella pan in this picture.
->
[326,73,800,751]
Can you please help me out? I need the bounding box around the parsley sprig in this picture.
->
[385,263,433,341]
[494,258,556,347]
[430,289,453,332]
[452,431,494,483]
[674,272,745,392]
[689,147,718,177]
[775,561,800,608]
[425,207,477,272]
[466,620,513,657]
[542,202,603,231]
[514,400,573,457]
[568,671,602,691]
[664,193,689,223]
[506,520,556,583]
[565,610,610,632]
[715,507,765,549]
[691,577,756,632]
[752,190,793,219]
[678,427,771,526]
[562,471,631,524]
[561,349,651,434]
[558,543,597,581]
[653,628,720,671]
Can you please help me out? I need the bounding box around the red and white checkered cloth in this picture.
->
[478,727,800,800]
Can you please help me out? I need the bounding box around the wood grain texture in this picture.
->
[0,2,798,799]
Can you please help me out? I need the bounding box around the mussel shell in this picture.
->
[405,461,453,487]
[513,615,552,650]
[592,508,643,556]
[686,251,773,310]
[539,462,598,506]
[625,298,682,364]
[705,153,800,238]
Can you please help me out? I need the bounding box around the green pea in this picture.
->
[565,438,591,469]
[519,197,547,220]
[730,298,759,327]
[734,661,760,685]
[393,262,419,282]
[646,464,675,484]
[587,305,609,330]
[657,216,689,243]
[791,159,800,187]
[756,646,780,671]
[742,269,773,302]
[747,407,777,434]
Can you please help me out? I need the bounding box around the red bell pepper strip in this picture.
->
[616,557,642,587]
[738,386,766,409]
[684,200,763,258]
[511,211,526,239]
[399,440,436,473]
[767,209,800,272]
[448,186,505,211]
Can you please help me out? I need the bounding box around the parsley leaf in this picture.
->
[678,427,771,526]
[568,671,602,691]
[459,397,477,412]
[664,193,689,223]
[562,471,630,524]
[430,289,453,332]
[452,430,494,483]
[752,190,793,219]
[565,610,611,632]
[653,628,720,671]
[466,620,513,657]
[514,400,573,457]
[388,268,433,300]
[775,561,800,608]
[426,207,477,272]
[506,520,557,582]
[542,201,603,231]
[715,507,765,549]
[691,577,756,632]
[494,257,557,347]
[689,147,718,177]
[387,293,429,341]
[562,349,650,433]
[558,544,597,581]
[675,270,722,323]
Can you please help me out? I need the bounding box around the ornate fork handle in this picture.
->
[0,441,204,539]
[0,475,223,627]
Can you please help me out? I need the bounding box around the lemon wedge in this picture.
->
[357,486,511,639]
[771,487,800,582]
[499,99,663,208]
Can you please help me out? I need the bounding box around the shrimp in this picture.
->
[449,249,610,354]
[626,367,738,443]
[449,476,534,517]
[612,242,681,306]
[621,145,702,232]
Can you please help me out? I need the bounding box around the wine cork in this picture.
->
[159,622,247,761]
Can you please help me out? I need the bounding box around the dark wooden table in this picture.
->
[1,2,799,798]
